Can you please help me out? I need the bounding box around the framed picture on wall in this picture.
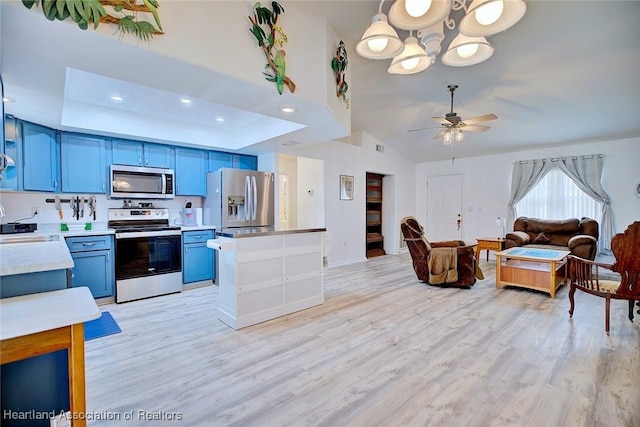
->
[340,175,354,200]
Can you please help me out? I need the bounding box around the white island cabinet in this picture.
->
[207,229,325,329]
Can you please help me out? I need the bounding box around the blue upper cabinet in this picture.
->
[145,143,174,169]
[61,133,108,193]
[1,116,21,191]
[208,151,233,172]
[208,152,257,172]
[22,122,59,192]
[112,139,174,169]
[233,154,258,170]
[175,147,206,196]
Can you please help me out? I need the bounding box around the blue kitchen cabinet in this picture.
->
[22,121,59,192]
[233,154,258,170]
[182,230,214,283]
[208,151,233,172]
[208,152,257,172]
[65,235,114,298]
[60,133,108,193]
[1,115,21,191]
[112,138,174,169]
[175,147,207,196]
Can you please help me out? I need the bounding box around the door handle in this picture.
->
[244,176,251,221]
[251,175,257,220]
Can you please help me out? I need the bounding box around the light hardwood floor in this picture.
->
[85,253,640,426]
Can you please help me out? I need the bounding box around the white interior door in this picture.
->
[279,174,290,229]
[427,174,463,241]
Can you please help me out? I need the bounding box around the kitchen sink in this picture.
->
[0,234,60,244]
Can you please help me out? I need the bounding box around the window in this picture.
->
[515,168,601,221]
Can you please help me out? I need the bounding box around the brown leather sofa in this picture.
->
[504,217,599,260]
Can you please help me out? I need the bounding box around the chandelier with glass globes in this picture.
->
[355,0,527,74]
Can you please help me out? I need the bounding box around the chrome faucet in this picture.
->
[0,203,6,218]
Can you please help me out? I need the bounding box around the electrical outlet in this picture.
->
[32,207,39,216]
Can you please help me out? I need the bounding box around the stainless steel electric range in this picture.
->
[108,208,182,303]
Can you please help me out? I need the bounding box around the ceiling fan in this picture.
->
[409,85,497,141]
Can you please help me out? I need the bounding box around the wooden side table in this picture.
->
[476,237,506,262]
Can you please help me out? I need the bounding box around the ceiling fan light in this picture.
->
[459,0,527,37]
[405,0,432,17]
[388,36,431,74]
[442,33,494,66]
[443,130,453,145]
[389,0,452,30]
[356,13,404,59]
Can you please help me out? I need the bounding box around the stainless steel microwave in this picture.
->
[109,164,175,199]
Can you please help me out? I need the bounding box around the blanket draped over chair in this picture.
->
[400,216,482,287]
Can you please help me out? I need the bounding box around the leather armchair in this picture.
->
[400,216,481,287]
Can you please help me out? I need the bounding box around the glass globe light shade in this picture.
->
[368,37,389,52]
[405,0,432,18]
[457,43,479,58]
[476,0,504,26]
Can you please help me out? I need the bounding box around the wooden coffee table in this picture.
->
[495,247,571,298]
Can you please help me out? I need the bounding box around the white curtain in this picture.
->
[507,158,553,228]
[509,154,613,254]
[516,169,601,221]
[556,155,613,254]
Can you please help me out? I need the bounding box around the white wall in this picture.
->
[415,137,640,244]
[296,156,324,229]
[292,132,416,266]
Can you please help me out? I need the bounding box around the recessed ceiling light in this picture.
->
[215,116,225,122]
[281,107,295,113]
[111,95,123,102]
[181,98,191,105]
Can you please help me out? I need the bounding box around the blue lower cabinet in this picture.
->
[65,235,114,298]
[183,230,214,284]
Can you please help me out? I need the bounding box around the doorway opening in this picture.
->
[366,172,386,258]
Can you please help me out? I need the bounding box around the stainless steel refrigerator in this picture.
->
[203,168,275,229]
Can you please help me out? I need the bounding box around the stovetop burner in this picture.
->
[107,207,178,234]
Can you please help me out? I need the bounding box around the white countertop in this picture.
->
[0,224,216,277]
[0,234,74,276]
[0,287,100,340]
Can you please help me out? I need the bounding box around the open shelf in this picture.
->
[366,173,385,258]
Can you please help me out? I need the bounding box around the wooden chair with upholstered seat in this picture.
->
[568,221,640,335]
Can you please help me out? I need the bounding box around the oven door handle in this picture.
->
[116,230,182,239]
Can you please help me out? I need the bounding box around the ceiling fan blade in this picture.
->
[431,117,451,125]
[462,125,491,132]
[433,129,446,139]
[463,125,491,132]
[408,124,446,133]
[462,113,497,125]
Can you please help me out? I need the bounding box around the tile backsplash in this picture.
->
[0,192,203,227]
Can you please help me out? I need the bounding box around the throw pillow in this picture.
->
[533,232,551,244]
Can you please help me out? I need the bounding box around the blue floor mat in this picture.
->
[84,311,122,341]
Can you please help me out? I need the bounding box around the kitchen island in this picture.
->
[207,228,326,329]
[1,287,100,427]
